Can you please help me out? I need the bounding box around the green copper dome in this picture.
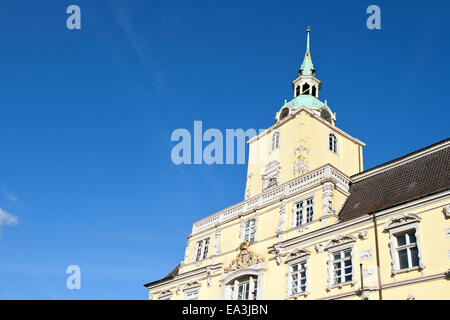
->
[286,94,325,110]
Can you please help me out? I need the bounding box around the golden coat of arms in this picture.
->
[224,241,264,273]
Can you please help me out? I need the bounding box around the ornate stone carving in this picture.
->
[360,249,373,261]
[294,145,310,155]
[315,243,324,253]
[183,280,201,291]
[269,244,284,265]
[293,159,309,176]
[293,144,310,176]
[206,268,213,287]
[325,235,356,250]
[245,173,253,200]
[214,229,222,255]
[285,248,310,263]
[158,289,173,299]
[224,241,264,273]
[277,200,286,241]
[322,182,335,216]
[262,161,280,191]
[384,213,421,230]
[443,205,450,219]
[358,229,368,240]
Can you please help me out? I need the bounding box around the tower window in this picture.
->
[302,83,310,95]
[280,108,289,121]
[295,86,300,97]
[243,219,256,243]
[329,133,337,153]
[320,109,332,123]
[271,131,280,151]
[311,86,317,97]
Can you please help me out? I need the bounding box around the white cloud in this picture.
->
[0,207,18,227]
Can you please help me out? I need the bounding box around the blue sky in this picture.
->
[0,0,449,299]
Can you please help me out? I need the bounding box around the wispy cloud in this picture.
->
[0,207,18,228]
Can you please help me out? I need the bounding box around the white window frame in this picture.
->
[325,235,356,290]
[328,133,338,154]
[184,290,199,300]
[292,195,315,228]
[193,237,210,262]
[240,216,258,244]
[221,264,265,300]
[384,214,423,275]
[285,249,310,298]
[330,248,353,286]
[243,219,256,243]
[394,230,420,270]
[271,131,280,152]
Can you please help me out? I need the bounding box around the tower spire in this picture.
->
[292,26,321,98]
[300,26,315,76]
[306,26,310,51]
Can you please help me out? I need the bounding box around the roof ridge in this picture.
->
[353,137,450,182]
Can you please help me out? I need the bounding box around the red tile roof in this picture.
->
[339,139,450,222]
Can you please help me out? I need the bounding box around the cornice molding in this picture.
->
[145,263,222,291]
[274,190,450,253]
[191,164,351,235]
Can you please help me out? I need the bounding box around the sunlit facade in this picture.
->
[144,28,450,300]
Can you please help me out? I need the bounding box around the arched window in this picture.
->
[226,275,259,300]
[244,219,256,243]
[302,83,310,95]
[295,86,300,97]
[329,133,337,153]
[311,86,317,97]
[271,131,280,151]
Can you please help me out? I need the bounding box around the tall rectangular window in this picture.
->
[395,231,419,270]
[243,219,256,243]
[305,198,314,223]
[332,249,353,285]
[236,277,258,300]
[294,198,314,226]
[290,262,307,295]
[195,238,210,262]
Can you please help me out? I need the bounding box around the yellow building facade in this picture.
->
[145,28,450,300]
